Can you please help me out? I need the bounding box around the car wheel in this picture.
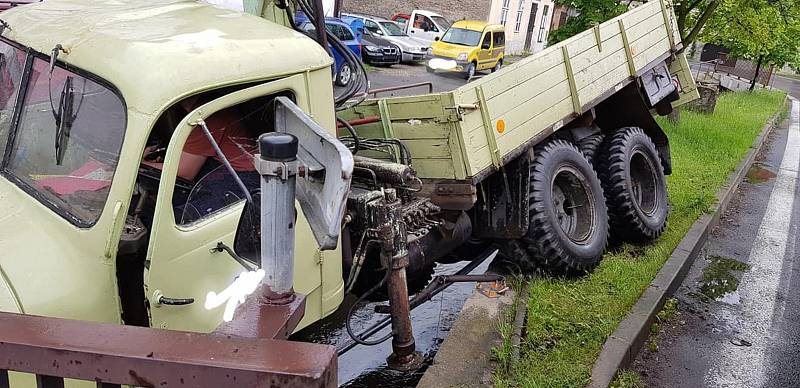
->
[492,59,503,73]
[597,127,668,242]
[464,62,476,79]
[336,63,353,87]
[521,139,609,275]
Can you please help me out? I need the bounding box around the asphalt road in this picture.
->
[335,61,484,99]
[634,98,800,387]
[772,75,800,99]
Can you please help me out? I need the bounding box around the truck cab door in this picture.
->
[144,77,324,333]
[408,12,439,43]
[477,32,493,69]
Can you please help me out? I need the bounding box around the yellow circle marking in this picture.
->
[496,119,506,134]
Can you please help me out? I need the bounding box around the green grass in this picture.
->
[492,90,787,387]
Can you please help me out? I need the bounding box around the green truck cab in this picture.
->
[0,0,344,333]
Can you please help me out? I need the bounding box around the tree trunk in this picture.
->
[682,0,720,49]
[667,108,681,123]
[750,56,763,92]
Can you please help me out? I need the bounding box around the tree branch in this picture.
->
[683,0,720,45]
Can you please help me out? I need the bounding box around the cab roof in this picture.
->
[452,20,502,32]
[1,0,332,114]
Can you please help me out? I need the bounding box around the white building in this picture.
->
[487,0,556,54]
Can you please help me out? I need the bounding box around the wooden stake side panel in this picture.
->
[453,0,677,177]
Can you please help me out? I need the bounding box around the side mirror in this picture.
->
[434,36,440,41]
[482,43,490,49]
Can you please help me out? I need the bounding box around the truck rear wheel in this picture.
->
[597,127,668,242]
[522,139,609,274]
[577,133,604,165]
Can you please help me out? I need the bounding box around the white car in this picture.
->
[342,13,430,63]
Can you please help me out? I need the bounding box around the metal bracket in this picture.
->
[254,158,300,180]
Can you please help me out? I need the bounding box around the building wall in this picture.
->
[342,0,492,22]
[487,0,554,54]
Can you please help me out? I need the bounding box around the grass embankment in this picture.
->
[493,90,787,387]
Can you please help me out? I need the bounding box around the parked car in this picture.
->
[359,30,401,66]
[295,13,362,86]
[342,13,429,63]
[391,10,451,45]
[428,21,505,79]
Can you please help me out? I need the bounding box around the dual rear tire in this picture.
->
[500,127,668,275]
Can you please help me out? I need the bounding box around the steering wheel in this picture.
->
[137,163,196,194]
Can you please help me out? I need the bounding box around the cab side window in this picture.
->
[414,14,437,32]
[0,41,25,159]
[493,31,505,47]
[481,32,492,49]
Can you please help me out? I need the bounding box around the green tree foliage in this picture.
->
[673,0,721,46]
[702,0,800,89]
[548,0,627,44]
[549,0,721,46]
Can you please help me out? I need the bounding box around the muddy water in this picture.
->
[746,162,777,184]
[690,255,750,304]
[292,259,493,387]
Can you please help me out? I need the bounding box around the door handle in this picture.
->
[152,290,195,306]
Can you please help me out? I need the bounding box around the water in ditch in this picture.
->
[292,258,494,387]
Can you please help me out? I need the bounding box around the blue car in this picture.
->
[295,13,362,86]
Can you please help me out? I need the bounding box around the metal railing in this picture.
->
[0,311,337,388]
[363,82,434,98]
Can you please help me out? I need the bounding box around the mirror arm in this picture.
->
[195,119,254,207]
[213,242,253,269]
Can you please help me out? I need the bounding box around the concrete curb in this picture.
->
[589,97,789,388]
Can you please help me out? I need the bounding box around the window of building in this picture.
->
[500,0,511,25]
[514,0,526,33]
[537,5,549,42]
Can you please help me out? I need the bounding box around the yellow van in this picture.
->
[428,21,505,78]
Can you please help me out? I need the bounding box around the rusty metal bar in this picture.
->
[368,82,434,97]
[0,311,336,388]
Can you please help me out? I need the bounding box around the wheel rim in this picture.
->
[340,65,352,85]
[495,62,501,71]
[629,150,659,215]
[551,165,596,244]
[468,64,475,78]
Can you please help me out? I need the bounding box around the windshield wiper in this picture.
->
[54,76,75,165]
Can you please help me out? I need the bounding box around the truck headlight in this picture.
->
[456,53,468,61]
[365,45,381,53]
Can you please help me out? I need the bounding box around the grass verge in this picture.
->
[492,90,787,387]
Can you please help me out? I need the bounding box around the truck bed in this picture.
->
[340,0,696,182]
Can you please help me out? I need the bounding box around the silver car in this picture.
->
[342,13,430,63]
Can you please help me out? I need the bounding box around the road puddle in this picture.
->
[292,259,493,387]
[691,255,750,304]
[746,163,777,183]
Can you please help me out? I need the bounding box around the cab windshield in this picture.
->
[441,28,482,46]
[0,40,126,227]
[431,16,452,30]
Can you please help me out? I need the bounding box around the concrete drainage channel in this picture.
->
[292,258,501,386]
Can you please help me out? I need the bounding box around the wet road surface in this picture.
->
[634,98,800,387]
